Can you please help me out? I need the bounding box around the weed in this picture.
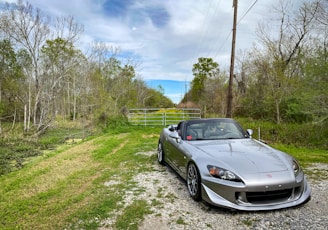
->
[242,218,254,227]
[115,200,152,230]
[150,198,163,207]
[206,223,212,228]
[176,216,186,225]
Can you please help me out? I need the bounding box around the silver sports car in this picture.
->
[157,118,311,211]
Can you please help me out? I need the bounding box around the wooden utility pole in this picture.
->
[226,0,238,118]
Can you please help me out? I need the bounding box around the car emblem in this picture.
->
[266,174,272,178]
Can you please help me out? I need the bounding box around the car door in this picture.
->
[167,122,191,178]
[162,122,182,171]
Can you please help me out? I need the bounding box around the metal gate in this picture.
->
[128,108,201,126]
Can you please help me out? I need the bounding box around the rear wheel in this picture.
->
[187,163,202,201]
[157,141,165,165]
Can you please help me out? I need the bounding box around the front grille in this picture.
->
[246,189,293,203]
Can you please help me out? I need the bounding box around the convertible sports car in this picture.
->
[157,118,311,211]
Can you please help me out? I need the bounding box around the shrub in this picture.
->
[237,118,328,149]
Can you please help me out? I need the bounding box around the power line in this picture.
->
[212,0,259,62]
[203,0,229,59]
[237,0,258,25]
[213,30,232,60]
[192,0,222,64]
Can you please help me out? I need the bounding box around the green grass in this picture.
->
[0,120,92,176]
[271,143,328,180]
[0,122,327,229]
[271,144,328,165]
[176,216,187,225]
[0,126,162,229]
[236,118,328,149]
[115,200,152,230]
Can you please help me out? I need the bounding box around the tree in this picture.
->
[251,0,320,123]
[0,1,188,136]
[0,0,50,130]
[0,39,23,134]
[40,38,84,122]
[202,75,227,116]
[299,44,328,122]
[16,48,33,131]
[191,57,219,103]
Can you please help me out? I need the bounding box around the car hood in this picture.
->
[191,139,290,174]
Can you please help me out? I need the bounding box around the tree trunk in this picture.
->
[24,104,27,132]
[275,99,281,124]
[0,81,2,135]
[11,107,16,131]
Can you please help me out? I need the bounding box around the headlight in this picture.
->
[207,165,242,182]
[292,160,301,176]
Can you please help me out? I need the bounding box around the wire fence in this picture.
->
[128,108,201,126]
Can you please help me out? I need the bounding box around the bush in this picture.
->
[0,139,42,175]
[237,118,328,149]
[96,115,131,134]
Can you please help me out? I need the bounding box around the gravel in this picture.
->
[103,151,328,230]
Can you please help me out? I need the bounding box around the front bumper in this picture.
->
[201,177,311,211]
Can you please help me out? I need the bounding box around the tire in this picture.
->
[157,141,165,165]
[187,163,202,201]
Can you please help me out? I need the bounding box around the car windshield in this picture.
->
[185,119,248,140]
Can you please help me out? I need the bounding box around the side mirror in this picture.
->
[168,125,175,132]
[247,129,253,138]
[169,132,181,143]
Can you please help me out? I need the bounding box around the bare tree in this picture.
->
[0,0,50,130]
[54,15,84,44]
[314,0,328,26]
[39,16,83,125]
[255,0,320,123]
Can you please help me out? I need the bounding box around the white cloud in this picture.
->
[1,0,292,102]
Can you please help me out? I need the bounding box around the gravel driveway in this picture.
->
[104,151,328,230]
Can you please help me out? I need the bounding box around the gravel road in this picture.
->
[103,151,328,230]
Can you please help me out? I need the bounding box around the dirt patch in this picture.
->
[142,134,158,139]
[111,140,129,155]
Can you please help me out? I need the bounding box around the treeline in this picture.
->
[1,0,327,139]
[181,0,327,125]
[0,1,173,136]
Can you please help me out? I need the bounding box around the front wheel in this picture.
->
[187,163,202,201]
[157,141,165,165]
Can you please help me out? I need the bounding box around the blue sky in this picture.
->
[0,0,293,103]
[146,79,188,104]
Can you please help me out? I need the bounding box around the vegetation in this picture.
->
[0,0,326,228]
[181,0,327,126]
[0,122,327,229]
[0,0,326,138]
[236,118,328,150]
[0,123,161,229]
[0,1,173,138]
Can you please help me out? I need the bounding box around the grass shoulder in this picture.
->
[0,125,161,229]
